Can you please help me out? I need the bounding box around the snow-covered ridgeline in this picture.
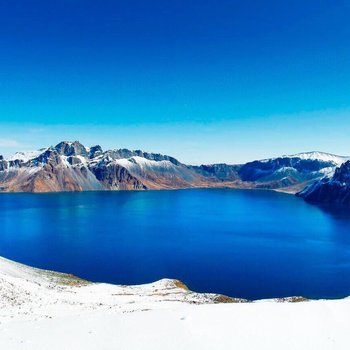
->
[8,149,47,163]
[114,156,175,170]
[260,151,350,165]
[2,142,350,194]
[289,151,350,165]
[4,146,175,169]
[3,145,349,170]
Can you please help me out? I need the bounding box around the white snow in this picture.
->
[275,166,297,173]
[60,154,88,167]
[1,256,350,349]
[60,155,71,167]
[317,166,337,176]
[114,156,174,171]
[113,157,133,167]
[8,149,46,163]
[75,155,88,165]
[260,151,350,166]
[288,152,350,165]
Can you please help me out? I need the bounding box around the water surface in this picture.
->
[1,189,350,300]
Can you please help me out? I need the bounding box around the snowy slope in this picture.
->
[0,256,239,321]
[288,151,350,165]
[1,256,350,349]
[259,151,350,165]
[114,156,175,171]
[8,149,47,162]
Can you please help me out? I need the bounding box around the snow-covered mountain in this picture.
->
[0,142,348,193]
[8,149,47,162]
[237,152,348,192]
[286,151,350,166]
[0,141,212,192]
[297,160,350,205]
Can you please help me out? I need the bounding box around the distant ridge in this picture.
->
[284,151,350,165]
[260,151,350,166]
[0,141,348,194]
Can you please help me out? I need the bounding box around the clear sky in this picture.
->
[1,0,350,164]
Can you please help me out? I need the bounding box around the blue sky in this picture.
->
[1,0,350,164]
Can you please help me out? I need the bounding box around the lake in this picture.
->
[1,189,350,300]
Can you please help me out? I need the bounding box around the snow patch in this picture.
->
[114,156,175,171]
[288,152,350,165]
[260,151,350,165]
[8,149,46,163]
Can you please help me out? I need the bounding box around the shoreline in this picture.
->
[1,255,349,304]
[0,184,301,195]
[1,255,350,349]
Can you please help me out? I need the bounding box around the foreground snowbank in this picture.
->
[1,257,350,349]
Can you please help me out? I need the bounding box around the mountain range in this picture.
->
[1,141,349,206]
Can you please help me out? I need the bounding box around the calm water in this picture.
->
[1,189,350,300]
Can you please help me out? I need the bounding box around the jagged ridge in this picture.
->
[0,141,209,192]
[0,142,348,194]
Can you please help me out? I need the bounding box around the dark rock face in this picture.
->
[67,156,82,166]
[239,157,334,182]
[91,163,146,190]
[89,145,103,159]
[32,149,63,167]
[191,164,240,182]
[55,141,89,158]
[8,159,23,168]
[333,161,350,183]
[0,159,8,171]
[298,161,350,205]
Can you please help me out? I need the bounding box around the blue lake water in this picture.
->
[1,189,350,300]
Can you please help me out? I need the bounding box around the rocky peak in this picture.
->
[32,148,62,167]
[55,141,88,158]
[8,159,23,168]
[89,145,103,159]
[332,161,350,184]
[0,157,7,171]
